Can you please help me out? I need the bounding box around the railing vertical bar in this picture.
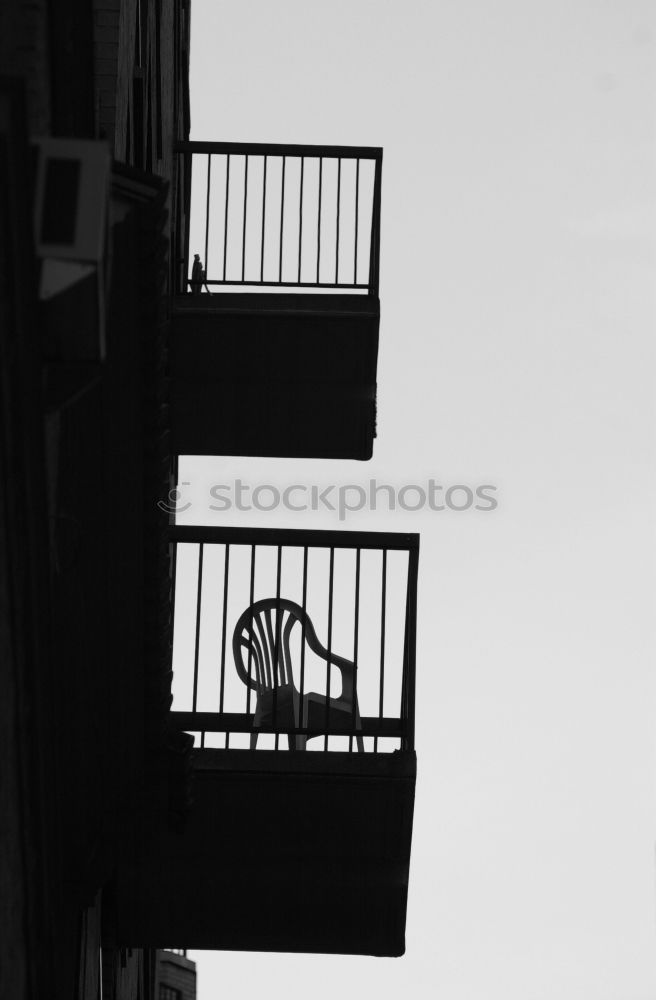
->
[260,155,267,282]
[401,577,410,751]
[183,150,192,294]
[405,543,419,751]
[219,544,230,748]
[171,454,179,517]
[324,547,334,751]
[204,154,211,278]
[278,155,286,283]
[241,154,249,281]
[335,156,341,284]
[192,543,204,744]
[246,545,256,719]
[354,158,359,285]
[350,547,361,753]
[169,538,178,685]
[375,549,387,753]
[316,157,323,283]
[222,153,230,281]
[297,156,304,284]
[368,152,382,295]
[273,544,282,750]
[299,546,308,733]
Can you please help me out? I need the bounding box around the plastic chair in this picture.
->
[232,598,364,751]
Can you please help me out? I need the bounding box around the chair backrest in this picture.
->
[232,598,355,699]
[232,599,300,693]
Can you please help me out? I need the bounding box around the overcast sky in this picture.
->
[181,2,656,996]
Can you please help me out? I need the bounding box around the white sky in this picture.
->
[181,1,656,996]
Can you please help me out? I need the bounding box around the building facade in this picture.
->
[1,2,417,997]
[156,950,197,1000]
[2,3,192,998]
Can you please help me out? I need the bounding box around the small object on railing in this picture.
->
[189,253,213,295]
[190,253,203,294]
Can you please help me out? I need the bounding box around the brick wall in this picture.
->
[113,0,135,159]
[93,0,123,140]
[0,0,51,133]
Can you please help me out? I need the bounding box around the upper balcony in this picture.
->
[169,142,382,461]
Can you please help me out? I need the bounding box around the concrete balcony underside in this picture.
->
[169,293,380,460]
[112,749,416,957]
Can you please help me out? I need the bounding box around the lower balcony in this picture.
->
[112,527,419,957]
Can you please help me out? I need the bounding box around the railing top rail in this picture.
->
[169,525,419,552]
[175,140,383,161]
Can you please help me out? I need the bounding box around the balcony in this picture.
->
[113,527,418,957]
[169,142,382,460]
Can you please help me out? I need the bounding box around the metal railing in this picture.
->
[169,526,417,752]
[175,141,382,296]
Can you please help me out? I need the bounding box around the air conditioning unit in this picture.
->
[33,138,110,361]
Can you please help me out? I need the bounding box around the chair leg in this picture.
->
[250,730,258,750]
[353,700,364,753]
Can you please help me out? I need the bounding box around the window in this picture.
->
[160,987,181,1000]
